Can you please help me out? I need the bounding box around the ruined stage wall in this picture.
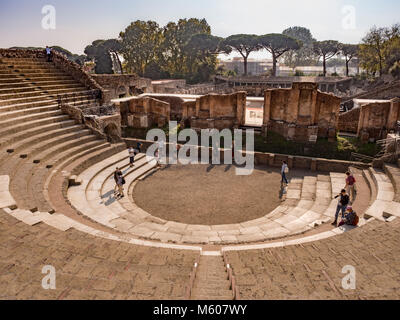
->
[263,83,340,142]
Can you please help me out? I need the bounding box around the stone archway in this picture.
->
[117,85,127,98]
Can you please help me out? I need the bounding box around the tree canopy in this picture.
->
[84,39,122,74]
[222,34,261,75]
[282,26,317,67]
[313,40,340,76]
[359,24,400,76]
[119,20,163,76]
[258,33,301,76]
[341,44,359,76]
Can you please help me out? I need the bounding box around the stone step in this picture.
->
[2,123,85,155]
[27,141,109,212]
[9,136,102,209]
[2,63,60,69]
[191,288,233,297]
[0,175,17,210]
[0,86,87,100]
[191,256,233,300]
[0,89,94,107]
[68,154,155,229]
[0,115,72,140]
[362,169,378,206]
[2,82,83,94]
[0,109,64,128]
[191,294,234,300]
[37,142,123,212]
[0,96,97,112]
[364,168,398,221]
[26,130,94,161]
[383,163,400,203]
[0,104,60,121]
[0,67,60,75]
[0,79,77,89]
[0,74,20,79]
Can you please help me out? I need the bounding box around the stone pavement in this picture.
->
[0,209,199,300]
[226,218,400,299]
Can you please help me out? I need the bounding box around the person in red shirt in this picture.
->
[345,171,356,201]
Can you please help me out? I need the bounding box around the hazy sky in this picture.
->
[1,0,399,59]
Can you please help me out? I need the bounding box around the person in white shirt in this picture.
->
[281,161,289,185]
[45,46,52,62]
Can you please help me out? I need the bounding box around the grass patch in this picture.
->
[254,131,380,161]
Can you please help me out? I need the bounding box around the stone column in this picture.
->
[262,90,272,137]
[387,98,400,130]
[310,90,318,125]
[286,86,300,123]
[236,92,246,126]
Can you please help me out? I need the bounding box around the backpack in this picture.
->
[353,214,359,226]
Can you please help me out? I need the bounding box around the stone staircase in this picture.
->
[190,256,233,300]
[0,55,126,214]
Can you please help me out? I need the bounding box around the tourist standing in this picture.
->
[281,161,289,185]
[113,167,122,195]
[136,142,143,153]
[128,146,135,167]
[116,172,125,198]
[345,171,357,201]
[45,46,52,62]
[332,189,350,227]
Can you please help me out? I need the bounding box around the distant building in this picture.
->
[220,58,273,76]
[220,58,361,77]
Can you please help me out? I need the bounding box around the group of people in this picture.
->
[113,142,142,198]
[280,162,359,228]
[332,171,359,227]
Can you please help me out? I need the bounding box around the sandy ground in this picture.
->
[133,164,284,225]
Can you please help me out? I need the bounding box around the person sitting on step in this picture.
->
[338,206,359,227]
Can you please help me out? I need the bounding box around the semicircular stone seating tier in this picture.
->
[65,151,398,246]
[1,56,399,253]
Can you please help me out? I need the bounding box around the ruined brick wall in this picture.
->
[263,82,340,142]
[92,74,151,99]
[143,95,187,120]
[338,108,361,133]
[357,100,399,142]
[193,92,246,128]
[125,96,170,128]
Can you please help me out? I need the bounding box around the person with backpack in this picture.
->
[332,189,350,227]
[113,167,124,197]
[338,206,359,227]
[345,171,357,201]
[281,161,289,185]
[116,171,125,198]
